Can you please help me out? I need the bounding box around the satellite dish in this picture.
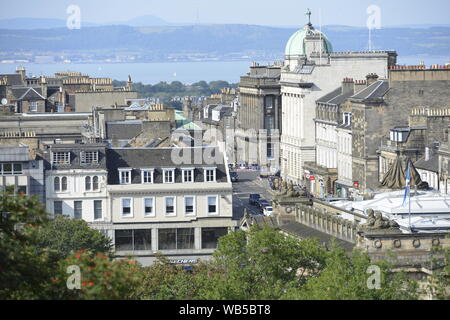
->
[1,98,7,105]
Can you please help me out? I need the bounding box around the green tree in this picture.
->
[35,215,113,260]
[135,253,210,300]
[51,250,143,300]
[0,190,56,299]
[283,246,419,300]
[198,226,328,300]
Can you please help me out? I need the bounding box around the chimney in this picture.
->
[365,73,379,86]
[16,66,26,84]
[425,147,430,161]
[341,78,354,95]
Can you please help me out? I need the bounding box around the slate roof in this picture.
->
[106,121,143,140]
[351,80,389,101]
[10,87,46,101]
[414,154,439,173]
[280,221,355,252]
[317,87,356,107]
[2,73,23,86]
[316,87,341,104]
[44,143,107,170]
[106,146,228,185]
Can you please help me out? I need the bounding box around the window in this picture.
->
[85,176,91,191]
[158,228,194,250]
[94,200,102,219]
[80,151,98,164]
[54,177,60,192]
[2,163,12,174]
[267,142,274,159]
[121,198,133,217]
[134,229,152,250]
[29,101,38,112]
[115,230,133,251]
[204,168,216,182]
[13,163,22,174]
[0,163,21,175]
[61,176,68,191]
[141,169,154,184]
[119,169,131,184]
[184,196,195,216]
[143,197,155,217]
[207,196,218,214]
[182,169,194,183]
[165,196,176,216]
[202,227,228,249]
[52,152,70,165]
[158,228,176,250]
[176,228,195,249]
[163,169,175,183]
[93,176,99,190]
[74,201,82,219]
[54,201,63,215]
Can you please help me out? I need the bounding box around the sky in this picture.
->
[0,0,449,27]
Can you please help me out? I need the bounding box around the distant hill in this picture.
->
[0,23,449,60]
[0,17,99,29]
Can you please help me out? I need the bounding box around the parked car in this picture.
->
[256,199,271,211]
[249,194,261,205]
[263,206,273,216]
[230,171,238,182]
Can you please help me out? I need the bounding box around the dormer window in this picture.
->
[182,168,194,183]
[163,168,175,183]
[52,151,70,165]
[141,169,154,184]
[204,168,216,182]
[80,151,99,164]
[119,168,132,184]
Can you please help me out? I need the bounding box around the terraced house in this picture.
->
[43,143,110,233]
[106,146,235,265]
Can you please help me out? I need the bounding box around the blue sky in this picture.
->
[1,0,449,27]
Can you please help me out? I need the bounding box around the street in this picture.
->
[231,170,276,220]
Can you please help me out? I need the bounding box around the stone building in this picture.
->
[351,67,450,194]
[437,128,450,194]
[106,146,236,266]
[200,104,238,165]
[0,112,90,148]
[238,62,282,169]
[0,67,137,113]
[43,143,110,233]
[304,78,361,198]
[280,11,396,183]
[0,143,45,202]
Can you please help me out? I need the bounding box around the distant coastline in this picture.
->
[0,55,448,85]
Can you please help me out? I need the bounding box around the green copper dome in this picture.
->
[285,25,333,57]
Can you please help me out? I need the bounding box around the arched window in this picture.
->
[93,176,99,190]
[54,177,60,192]
[61,177,68,191]
[85,176,91,191]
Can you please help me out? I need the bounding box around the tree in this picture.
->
[0,190,56,299]
[282,246,419,300]
[35,215,113,260]
[198,225,328,300]
[50,250,143,300]
[135,253,210,300]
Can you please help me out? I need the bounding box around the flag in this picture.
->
[402,161,411,207]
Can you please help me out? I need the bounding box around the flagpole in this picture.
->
[408,180,411,231]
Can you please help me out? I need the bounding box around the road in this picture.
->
[231,170,276,220]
